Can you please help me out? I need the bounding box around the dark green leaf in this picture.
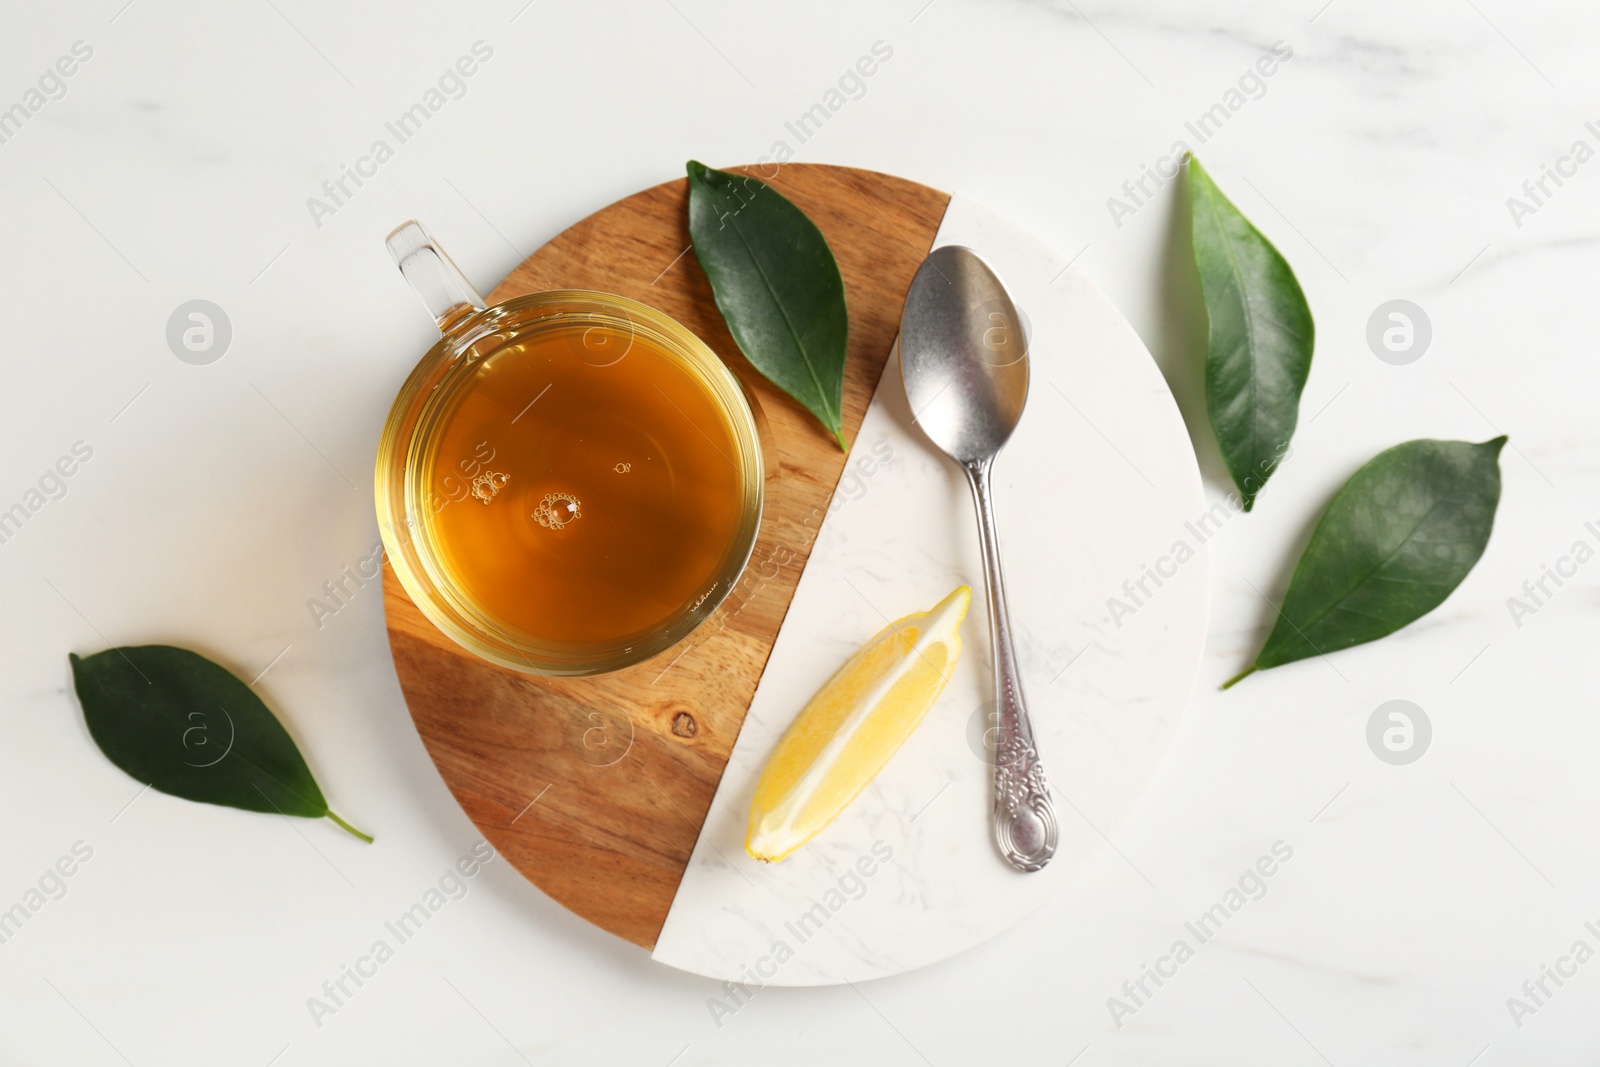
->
[686,160,850,450]
[1224,437,1506,688]
[1189,156,1314,511]
[69,645,371,841]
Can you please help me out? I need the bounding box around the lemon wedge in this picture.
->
[745,585,971,862]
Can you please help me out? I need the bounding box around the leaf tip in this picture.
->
[327,811,374,843]
[1483,434,1509,456]
[1220,665,1257,690]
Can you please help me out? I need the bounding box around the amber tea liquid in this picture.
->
[419,321,747,647]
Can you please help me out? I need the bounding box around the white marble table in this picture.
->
[1,1,1596,1064]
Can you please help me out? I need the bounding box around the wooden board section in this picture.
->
[383,165,949,949]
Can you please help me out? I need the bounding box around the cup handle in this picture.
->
[385,220,487,336]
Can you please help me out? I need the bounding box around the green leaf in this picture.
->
[68,645,371,841]
[1223,437,1507,688]
[686,160,850,450]
[1189,156,1314,511]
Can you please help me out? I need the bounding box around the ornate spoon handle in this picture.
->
[965,459,1057,872]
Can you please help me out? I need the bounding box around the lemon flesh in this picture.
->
[745,585,971,862]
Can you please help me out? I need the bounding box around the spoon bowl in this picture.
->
[900,246,1029,463]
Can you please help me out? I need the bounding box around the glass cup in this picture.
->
[376,221,764,676]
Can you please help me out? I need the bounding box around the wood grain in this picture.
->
[384,165,950,949]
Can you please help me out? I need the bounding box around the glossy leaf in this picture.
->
[69,645,371,841]
[1224,437,1506,688]
[686,160,850,450]
[1189,156,1314,511]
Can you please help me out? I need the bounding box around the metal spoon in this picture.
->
[900,245,1057,872]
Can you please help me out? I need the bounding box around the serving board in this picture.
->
[382,165,951,950]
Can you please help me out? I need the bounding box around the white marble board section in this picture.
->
[651,194,1210,985]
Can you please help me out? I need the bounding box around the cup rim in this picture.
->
[375,289,765,676]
